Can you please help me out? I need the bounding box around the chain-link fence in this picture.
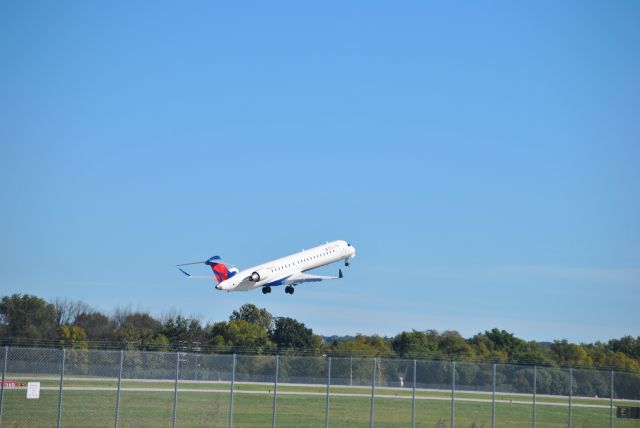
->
[0,346,639,427]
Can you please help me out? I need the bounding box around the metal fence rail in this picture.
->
[0,346,638,427]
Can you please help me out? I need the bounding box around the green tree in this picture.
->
[163,315,190,343]
[209,320,273,353]
[511,341,555,366]
[438,330,474,357]
[550,340,593,368]
[58,325,89,349]
[59,325,90,376]
[163,315,206,349]
[0,294,57,339]
[271,317,319,351]
[144,333,170,352]
[483,329,523,352]
[230,304,273,333]
[75,311,117,342]
[331,334,391,357]
[608,336,640,360]
[187,318,206,344]
[392,330,439,357]
[114,312,165,350]
[469,334,508,361]
[609,352,640,373]
[469,329,553,365]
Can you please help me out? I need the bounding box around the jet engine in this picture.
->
[249,269,271,282]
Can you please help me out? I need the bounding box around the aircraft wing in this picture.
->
[283,270,343,285]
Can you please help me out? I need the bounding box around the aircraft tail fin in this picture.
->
[205,256,238,284]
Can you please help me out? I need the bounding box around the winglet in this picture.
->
[339,269,343,279]
[178,268,192,278]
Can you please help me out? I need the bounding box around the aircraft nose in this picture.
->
[215,284,221,290]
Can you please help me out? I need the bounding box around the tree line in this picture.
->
[1,293,639,374]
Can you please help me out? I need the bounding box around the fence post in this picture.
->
[609,370,614,428]
[533,366,537,428]
[451,361,456,428]
[568,367,573,428]
[369,357,376,428]
[229,354,236,428]
[57,348,65,428]
[172,352,180,428]
[350,356,353,386]
[325,356,331,428]
[114,349,124,428]
[272,354,279,428]
[492,363,496,428]
[412,359,416,428]
[0,346,8,425]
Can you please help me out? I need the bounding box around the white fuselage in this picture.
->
[216,240,355,292]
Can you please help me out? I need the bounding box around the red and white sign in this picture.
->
[1,381,25,388]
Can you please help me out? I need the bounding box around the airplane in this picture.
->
[176,240,356,295]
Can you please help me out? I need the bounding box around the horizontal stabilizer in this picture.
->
[177,267,214,280]
[176,260,207,267]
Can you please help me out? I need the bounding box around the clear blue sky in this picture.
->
[1,1,638,343]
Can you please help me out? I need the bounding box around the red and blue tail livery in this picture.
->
[205,256,237,284]
[176,255,239,285]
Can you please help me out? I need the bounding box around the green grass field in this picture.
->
[1,378,639,427]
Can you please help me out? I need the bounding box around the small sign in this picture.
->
[617,406,640,419]
[26,382,40,399]
[1,381,24,388]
